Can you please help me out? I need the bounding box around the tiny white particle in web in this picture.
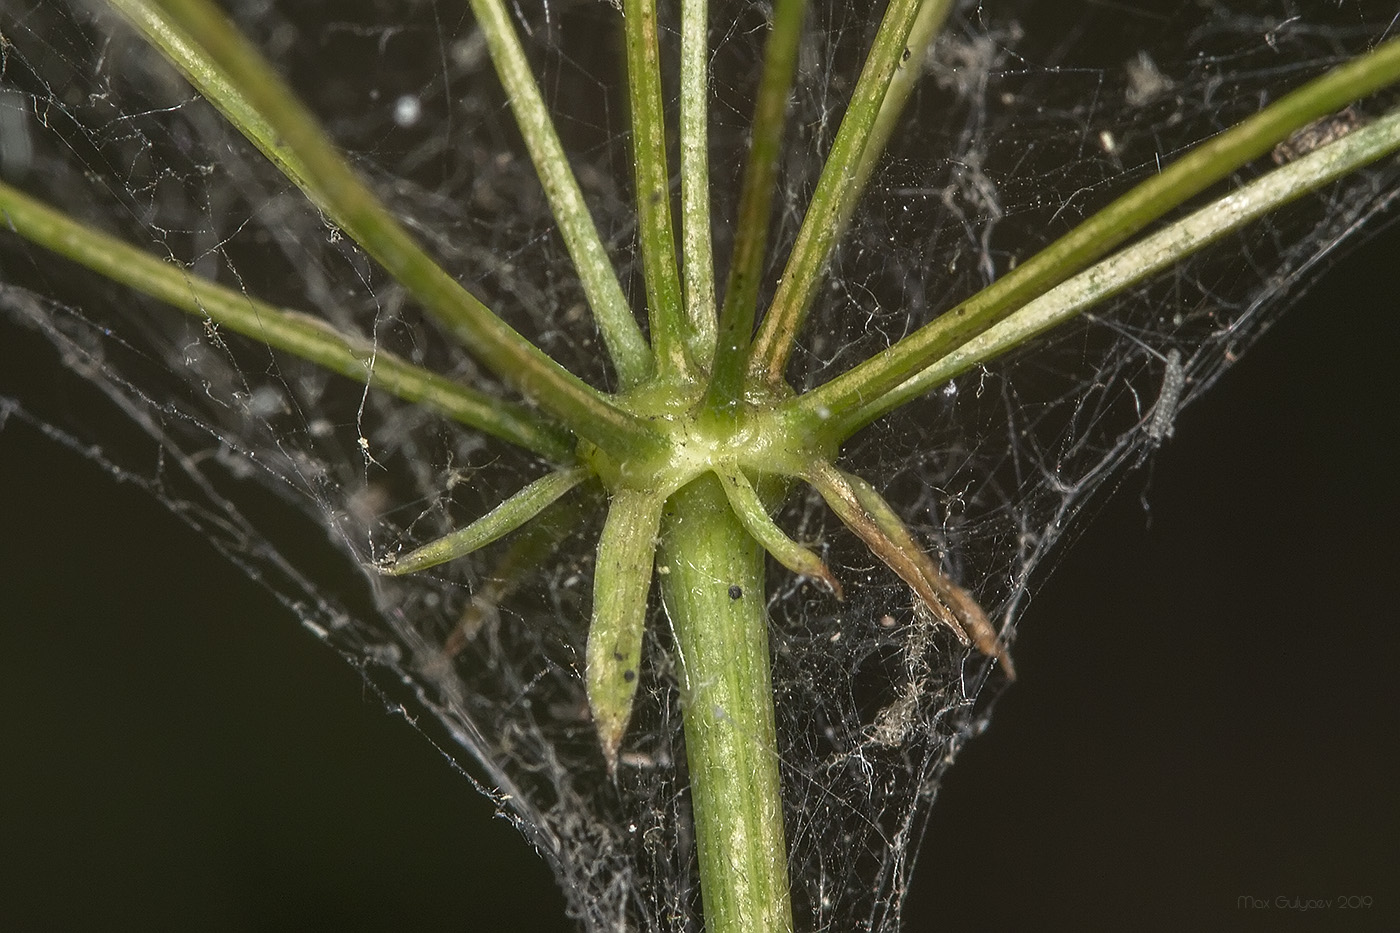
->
[393,95,422,128]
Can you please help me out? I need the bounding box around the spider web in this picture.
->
[2,1,1397,930]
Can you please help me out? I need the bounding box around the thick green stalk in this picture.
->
[703,0,808,412]
[679,0,718,366]
[468,0,653,388]
[621,0,689,378]
[108,0,654,457]
[659,476,793,933]
[0,180,573,461]
[745,0,923,387]
[794,34,1400,429]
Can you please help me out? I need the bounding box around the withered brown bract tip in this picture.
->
[998,648,1017,681]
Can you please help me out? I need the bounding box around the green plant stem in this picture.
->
[108,0,655,457]
[0,180,575,462]
[704,0,808,413]
[621,0,689,379]
[745,0,923,387]
[835,103,1400,436]
[793,34,1400,432]
[659,475,793,933]
[468,0,653,389]
[679,0,718,367]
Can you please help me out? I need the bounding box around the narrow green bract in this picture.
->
[587,488,665,774]
[719,467,843,599]
[380,468,590,576]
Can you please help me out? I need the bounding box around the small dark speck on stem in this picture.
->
[728,585,743,600]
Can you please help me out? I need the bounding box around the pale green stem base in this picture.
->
[659,476,793,933]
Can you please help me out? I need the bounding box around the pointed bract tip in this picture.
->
[595,714,625,778]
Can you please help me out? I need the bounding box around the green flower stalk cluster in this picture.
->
[4,2,1400,930]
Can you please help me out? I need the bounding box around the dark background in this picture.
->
[3,220,1398,930]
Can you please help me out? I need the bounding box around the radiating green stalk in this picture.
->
[715,0,947,410]
[380,467,589,575]
[794,34,1400,431]
[621,0,689,378]
[468,0,653,388]
[0,180,574,462]
[833,104,1400,436]
[845,0,954,224]
[679,0,718,367]
[107,0,655,456]
[703,0,808,413]
[659,476,793,933]
[745,0,923,387]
